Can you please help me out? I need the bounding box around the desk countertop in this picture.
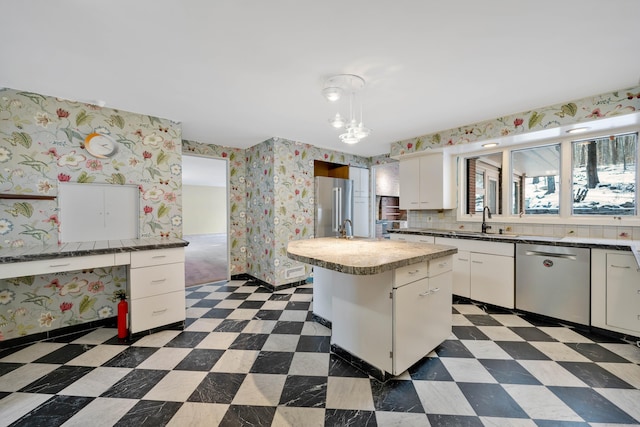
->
[0,237,189,264]
[287,237,457,275]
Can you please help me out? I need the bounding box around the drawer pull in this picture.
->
[49,263,71,267]
[610,265,630,269]
[407,270,420,275]
[419,290,431,296]
[472,260,483,264]
[458,258,469,262]
[151,278,167,284]
[152,255,167,259]
[438,262,448,268]
[431,287,441,293]
[152,308,168,315]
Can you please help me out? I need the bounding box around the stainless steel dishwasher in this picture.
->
[516,244,590,325]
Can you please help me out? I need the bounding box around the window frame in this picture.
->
[456,126,640,226]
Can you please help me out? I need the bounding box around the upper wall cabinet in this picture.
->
[349,166,369,198]
[399,153,453,210]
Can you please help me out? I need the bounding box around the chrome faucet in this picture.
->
[482,206,492,234]
[340,219,353,239]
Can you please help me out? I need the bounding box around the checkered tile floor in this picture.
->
[1,279,639,426]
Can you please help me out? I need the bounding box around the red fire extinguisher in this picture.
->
[117,293,129,340]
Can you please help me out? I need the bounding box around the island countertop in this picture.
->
[287,237,457,275]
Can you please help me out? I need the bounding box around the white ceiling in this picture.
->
[2,1,640,158]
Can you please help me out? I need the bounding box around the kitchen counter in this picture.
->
[0,237,188,264]
[388,228,640,267]
[286,237,457,275]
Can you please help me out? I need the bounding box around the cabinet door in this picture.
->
[399,158,420,210]
[452,250,471,298]
[353,197,369,237]
[470,252,514,308]
[418,154,442,209]
[393,277,431,374]
[606,253,640,333]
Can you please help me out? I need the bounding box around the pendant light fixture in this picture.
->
[322,74,371,144]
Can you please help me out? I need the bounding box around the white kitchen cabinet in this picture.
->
[592,249,640,336]
[128,247,185,334]
[389,233,434,244]
[435,237,514,307]
[349,166,370,237]
[399,153,453,210]
[329,256,452,377]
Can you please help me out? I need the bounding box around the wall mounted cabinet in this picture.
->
[349,166,370,237]
[399,153,453,210]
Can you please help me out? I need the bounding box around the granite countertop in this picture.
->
[287,237,457,275]
[388,228,640,267]
[0,237,189,264]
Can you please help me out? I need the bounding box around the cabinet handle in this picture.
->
[610,264,630,269]
[419,290,431,296]
[152,308,168,315]
[438,262,448,268]
[152,255,167,259]
[431,287,441,293]
[49,263,71,267]
[458,258,469,262]
[472,260,483,264]
[151,278,167,284]
[407,270,421,275]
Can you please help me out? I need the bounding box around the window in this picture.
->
[571,132,637,216]
[467,154,502,215]
[511,144,561,215]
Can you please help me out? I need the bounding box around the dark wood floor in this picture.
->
[183,233,228,287]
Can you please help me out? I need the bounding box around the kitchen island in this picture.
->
[287,237,457,381]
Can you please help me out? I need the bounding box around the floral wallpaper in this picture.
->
[390,85,640,156]
[182,140,247,277]
[0,87,182,342]
[247,137,369,287]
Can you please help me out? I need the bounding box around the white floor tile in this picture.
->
[226,308,259,320]
[245,292,271,301]
[452,314,474,326]
[241,320,277,334]
[58,367,131,397]
[231,373,287,406]
[288,352,329,376]
[70,328,117,345]
[272,406,325,427]
[131,330,181,347]
[325,377,375,410]
[529,342,591,362]
[0,363,58,392]
[214,299,244,309]
[0,342,65,363]
[211,349,259,373]
[166,402,229,427]
[440,358,497,383]
[0,392,52,427]
[300,322,331,336]
[66,345,125,367]
[598,362,640,389]
[477,326,525,342]
[143,370,207,402]
[453,304,485,315]
[61,397,138,427]
[261,334,300,352]
[278,310,309,322]
[594,388,640,422]
[538,327,593,343]
[479,417,538,426]
[517,360,587,387]
[196,332,239,349]
[491,314,534,327]
[374,411,430,427]
[412,380,476,415]
[460,340,513,360]
[185,307,212,318]
[185,318,223,332]
[502,384,583,422]
[260,301,288,310]
[136,347,192,370]
[600,343,640,364]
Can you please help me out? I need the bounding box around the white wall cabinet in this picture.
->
[128,247,186,334]
[399,153,453,210]
[350,166,370,237]
[592,249,640,336]
[436,237,514,308]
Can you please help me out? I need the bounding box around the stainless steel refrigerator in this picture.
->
[314,176,354,238]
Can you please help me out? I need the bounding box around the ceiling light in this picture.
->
[566,127,590,134]
[482,142,499,148]
[322,74,371,144]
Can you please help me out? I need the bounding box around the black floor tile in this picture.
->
[564,342,631,363]
[11,395,93,427]
[165,331,209,348]
[370,379,424,413]
[272,321,304,335]
[458,382,528,418]
[509,327,557,342]
[496,341,551,360]
[452,326,490,340]
[325,409,377,426]
[294,287,313,294]
[480,359,542,385]
[534,420,590,427]
[279,375,327,407]
[427,414,484,427]
[238,300,265,309]
[213,319,250,333]
[0,362,23,376]
[174,349,225,371]
[220,405,276,426]
[102,346,158,368]
[558,361,634,388]
[202,308,235,318]
[191,298,221,308]
[185,291,211,300]
[188,372,245,403]
[550,386,638,424]
[225,292,251,300]
[215,285,241,292]
[435,340,475,358]
[269,294,291,301]
[19,365,93,394]
[250,351,294,374]
[408,357,454,381]
[285,301,310,311]
[114,400,182,427]
[254,309,283,320]
[229,333,269,350]
[0,391,10,400]
[328,354,369,378]
[296,335,330,353]
[101,369,168,399]
[33,343,93,364]
[464,314,503,326]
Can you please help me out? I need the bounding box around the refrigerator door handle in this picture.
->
[333,187,341,232]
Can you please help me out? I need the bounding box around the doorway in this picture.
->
[182,155,229,286]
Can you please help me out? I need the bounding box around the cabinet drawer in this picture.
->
[130,263,185,299]
[429,255,453,277]
[129,289,186,333]
[0,254,115,279]
[130,247,184,268]
[395,261,429,287]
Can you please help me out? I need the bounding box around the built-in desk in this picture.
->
[0,238,189,337]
